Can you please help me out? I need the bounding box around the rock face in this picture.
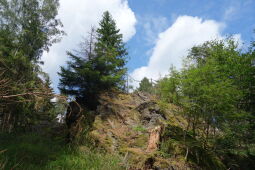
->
[89,92,189,169]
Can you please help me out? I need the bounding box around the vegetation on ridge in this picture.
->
[0,0,255,169]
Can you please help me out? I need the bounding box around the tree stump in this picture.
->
[146,125,162,152]
[66,101,83,142]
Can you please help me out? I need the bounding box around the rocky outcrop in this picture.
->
[89,92,190,169]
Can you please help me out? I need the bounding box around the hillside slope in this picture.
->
[88,92,195,169]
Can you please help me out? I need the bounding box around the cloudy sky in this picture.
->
[41,0,255,92]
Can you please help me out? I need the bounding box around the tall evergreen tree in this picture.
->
[58,11,128,109]
[94,11,128,89]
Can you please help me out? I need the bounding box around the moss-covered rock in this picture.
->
[86,92,193,169]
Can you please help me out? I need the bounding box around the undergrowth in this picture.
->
[160,125,255,170]
[0,132,124,170]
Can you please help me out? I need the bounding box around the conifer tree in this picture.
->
[94,11,128,89]
[58,11,128,109]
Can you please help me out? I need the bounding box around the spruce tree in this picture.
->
[58,11,128,109]
[94,11,128,89]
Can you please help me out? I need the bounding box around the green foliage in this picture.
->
[0,0,64,131]
[157,38,255,169]
[46,149,122,170]
[133,125,147,132]
[0,133,124,170]
[161,125,226,170]
[0,1,255,169]
[0,0,65,61]
[137,77,153,93]
[158,38,254,135]
[0,132,65,169]
[158,66,180,104]
[58,11,128,109]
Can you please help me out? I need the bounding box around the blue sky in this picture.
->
[127,0,255,70]
[41,0,255,92]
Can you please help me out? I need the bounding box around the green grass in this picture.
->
[132,125,146,132]
[46,149,122,170]
[0,132,124,170]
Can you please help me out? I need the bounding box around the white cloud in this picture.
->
[130,16,242,88]
[41,0,136,92]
